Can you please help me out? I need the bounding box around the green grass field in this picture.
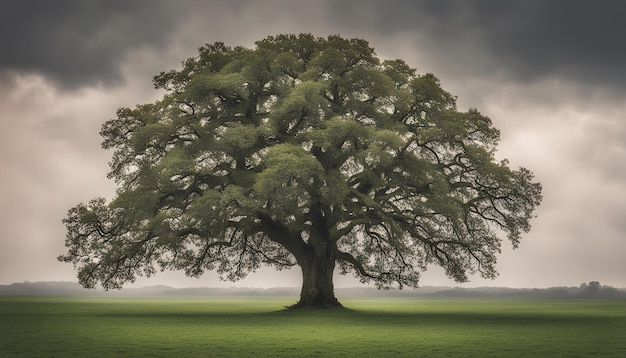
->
[1,296,624,357]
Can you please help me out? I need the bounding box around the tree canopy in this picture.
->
[59,34,542,308]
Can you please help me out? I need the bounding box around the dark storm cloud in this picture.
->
[326,0,626,90]
[0,0,183,89]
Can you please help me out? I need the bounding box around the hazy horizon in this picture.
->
[4,279,625,293]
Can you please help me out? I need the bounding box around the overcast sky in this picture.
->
[1,0,625,289]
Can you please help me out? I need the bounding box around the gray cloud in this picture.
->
[5,0,626,92]
[326,0,626,90]
[0,0,183,89]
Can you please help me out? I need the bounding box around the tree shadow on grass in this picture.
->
[92,301,624,331]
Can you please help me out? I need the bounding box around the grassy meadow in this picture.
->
[1,296,624,357]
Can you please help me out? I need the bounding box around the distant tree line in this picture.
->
[1,281,624,299]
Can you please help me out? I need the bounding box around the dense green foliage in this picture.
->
[1,297,624,357]
[59,34,542,306]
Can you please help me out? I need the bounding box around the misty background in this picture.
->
[1,0,625,290]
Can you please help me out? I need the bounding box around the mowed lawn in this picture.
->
[1,296,624,357]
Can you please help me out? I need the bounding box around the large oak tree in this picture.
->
[59,34,542,308]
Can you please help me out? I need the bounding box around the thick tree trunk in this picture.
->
[290,248,342,309]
